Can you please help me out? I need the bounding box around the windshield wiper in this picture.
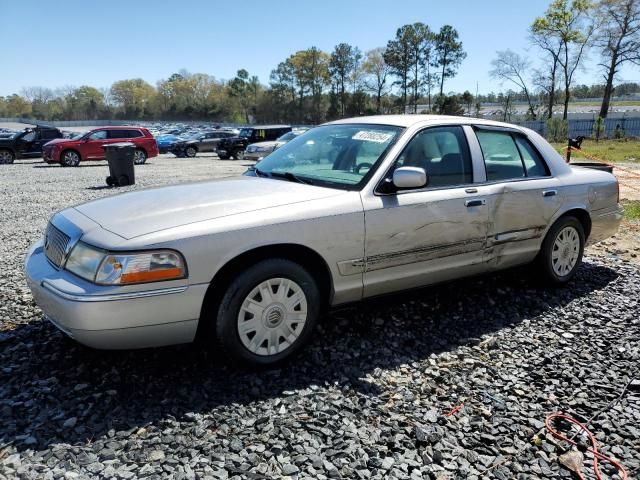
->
[269,171,313,185]
[253,167,270,178]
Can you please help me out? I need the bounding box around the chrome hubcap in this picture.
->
[552,226,580,277]
[237,277,307,356]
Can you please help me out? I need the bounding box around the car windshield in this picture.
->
[253,124,403,190]
[277,131,297,142]
[239,128,253,138]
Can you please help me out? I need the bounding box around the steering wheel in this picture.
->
[355,162,373,174]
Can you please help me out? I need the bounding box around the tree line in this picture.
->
[1,0,638,124]
[490,0,639,120]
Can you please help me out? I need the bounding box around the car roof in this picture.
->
[93,126,147,130]
[242,125,291,129]
[325,115,528,132]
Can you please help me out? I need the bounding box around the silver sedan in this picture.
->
[25,115,623,365]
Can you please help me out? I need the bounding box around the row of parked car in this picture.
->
[0,123,309,165]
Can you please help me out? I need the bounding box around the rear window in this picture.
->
[127,129,143,138]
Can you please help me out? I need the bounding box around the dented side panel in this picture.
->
[361,187,490,298]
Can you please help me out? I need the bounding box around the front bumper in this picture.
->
[243,152,264,161]
[24,240,206,349]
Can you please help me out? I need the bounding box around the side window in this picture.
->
[107,130,127,139]
[476,130,549,181]
[22,131,37,142]
[41,130,59,140]
[127,130,143,138]
[88,130,107,140]
[514,136,549,177]
[394,126,473,187]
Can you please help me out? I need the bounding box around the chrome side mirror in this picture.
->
[393,166,427,189]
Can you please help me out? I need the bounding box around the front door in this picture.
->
[361,125,490,298]
[84,130,108,159]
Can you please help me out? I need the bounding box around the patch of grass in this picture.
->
[622,200,640,220]
[550,139,640,163]
[568,101,640,107]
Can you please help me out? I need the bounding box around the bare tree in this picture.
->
[532,0,595,120]
[594,0,640,118]
[530,32,563,118]
[362,48,391,114]
[490,50,537,119]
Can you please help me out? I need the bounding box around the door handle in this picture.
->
[543,190,557,197]
[465,199,486,207]
[465,188,478,194]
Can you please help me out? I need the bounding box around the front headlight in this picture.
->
[65,243,187,285]
[255,146,269,152]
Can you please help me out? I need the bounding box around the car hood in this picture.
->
[73,176,344,240]
[44,138,76,147]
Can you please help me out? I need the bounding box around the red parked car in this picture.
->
[42,126,159,166]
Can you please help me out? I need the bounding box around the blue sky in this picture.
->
[1,0,638,97]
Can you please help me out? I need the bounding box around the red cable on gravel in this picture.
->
[545,412,628,480]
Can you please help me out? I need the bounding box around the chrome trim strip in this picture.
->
[41,281,188,302]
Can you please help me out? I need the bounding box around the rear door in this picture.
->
[473,127,561,269]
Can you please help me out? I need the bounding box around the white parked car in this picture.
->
[25,115,623,366]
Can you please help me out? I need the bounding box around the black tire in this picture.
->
[185,146,197,158]
[0,149,15,164]
[218,153,230,160]
[233,149,245,160]
[536,216,585,285]
[212,258,321,366]
[133,149,147,165]
[106,176,114,187]
[117,174,129,186]
[61,150,81,167]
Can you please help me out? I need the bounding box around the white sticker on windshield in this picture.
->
[352,131,393,143]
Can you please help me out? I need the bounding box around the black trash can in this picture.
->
[103,142,135,187]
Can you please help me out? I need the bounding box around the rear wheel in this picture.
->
[233,149,245,160]
[218,153,230,160]
[133,149,147,165]
[185,146,197,158]
[212,259,320,366]
[537,216,585,285]
[0,149,14,164]
[61,150,80,167]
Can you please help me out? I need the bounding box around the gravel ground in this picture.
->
[1,155,639,480]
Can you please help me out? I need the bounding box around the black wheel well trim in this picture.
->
[196,243,334,339]
[558,208,592,239]
[0,147,16,155]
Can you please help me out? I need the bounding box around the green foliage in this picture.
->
[622,200,640,220]
[433,25,467,96]
[546,117,569,142]
[593,116,605,141]
[434,94,465,115]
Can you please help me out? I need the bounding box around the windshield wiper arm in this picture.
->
[269,171,313,185]
[253,167,270,178]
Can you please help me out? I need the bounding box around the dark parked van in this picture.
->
[216,125,292,160]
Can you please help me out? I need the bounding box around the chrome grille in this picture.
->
[44,223,71,268]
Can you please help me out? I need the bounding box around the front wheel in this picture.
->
[233,149,245,160]
[213,259,320,366]
[0,149,15,164]
[133,149,147,165]
[61,150,80,167]
[536,216,585,285]
[185,146,197,158]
